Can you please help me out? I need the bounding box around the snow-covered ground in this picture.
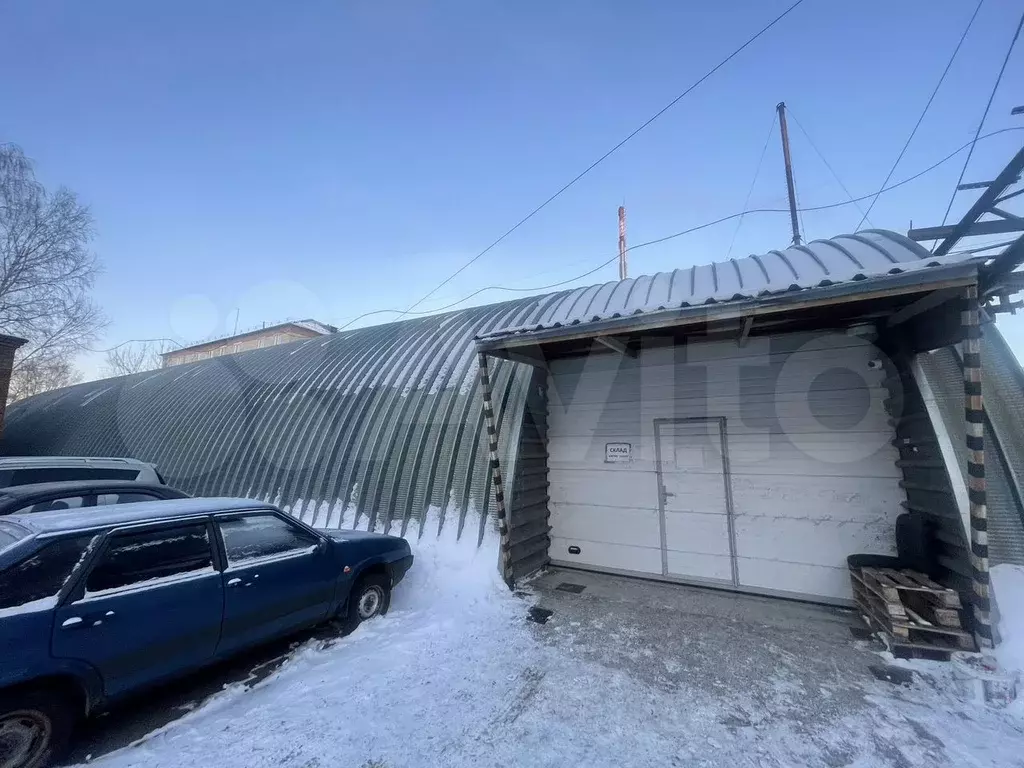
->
[994,564,1024,678]
[76,526,1024,768]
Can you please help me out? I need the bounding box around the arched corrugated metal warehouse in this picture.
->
[5,230,998,584]
[1,294,566,545]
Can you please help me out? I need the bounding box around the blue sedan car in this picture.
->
[0,498,413,768]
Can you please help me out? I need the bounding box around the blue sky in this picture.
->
[2,0,1023,377]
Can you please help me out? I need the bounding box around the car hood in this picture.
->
[320,528,404,544]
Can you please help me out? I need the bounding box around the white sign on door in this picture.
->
[605,442,632,463]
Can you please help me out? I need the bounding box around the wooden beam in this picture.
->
[483,347,548,369]
[507,350,548,369]
[594,335,637,357]
[737,316,753,347]
[886,287,963,328]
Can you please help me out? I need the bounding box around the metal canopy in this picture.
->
[477,231,984,354]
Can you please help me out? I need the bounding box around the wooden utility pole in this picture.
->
[776,102,802,246]
[618,205,628,280]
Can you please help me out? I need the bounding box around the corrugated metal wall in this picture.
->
[977,327,1024,564]
[506,367,551,581]
[1,297,569,542]
[910,328,1024,568]
[886,351,972,593]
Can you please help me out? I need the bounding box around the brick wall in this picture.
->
[0,335,27,438]
[162,325,326,367]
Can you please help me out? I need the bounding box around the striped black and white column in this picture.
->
[477,352,513,588]
[963,283,992,650]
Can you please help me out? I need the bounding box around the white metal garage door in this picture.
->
[546,331,905,603]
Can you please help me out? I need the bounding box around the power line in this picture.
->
[332,127,1023,332]
[726,113,777,260]
[786,108,874,228]
[86,337,182,354]
[396,0,810,318]
[855,0,985,231]
[936,8,1024,242]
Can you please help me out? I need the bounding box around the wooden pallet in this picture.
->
[849,565,974,658]
[856,567,961,605]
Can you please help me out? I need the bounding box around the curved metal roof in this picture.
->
[479,230,964,339]
[1,230,977,542]
[2,296,566,543]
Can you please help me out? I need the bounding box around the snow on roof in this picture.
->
[291,319,338,335]
[7,497,274,534]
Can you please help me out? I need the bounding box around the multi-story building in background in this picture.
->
[161,320,336,367]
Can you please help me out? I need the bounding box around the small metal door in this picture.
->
[654,417,738,586]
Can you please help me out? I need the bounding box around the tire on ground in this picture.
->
[0,686,78,768]
[343,572,392,633]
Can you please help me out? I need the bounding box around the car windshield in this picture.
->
[0,520,29,551]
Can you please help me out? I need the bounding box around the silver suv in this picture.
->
[0,457,165,489]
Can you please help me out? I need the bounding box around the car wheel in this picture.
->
[0,689,76,768]
[343,573,391,633]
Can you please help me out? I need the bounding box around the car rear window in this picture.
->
[0,535,96,611]
[0,521,28,551]
[8,467,140,486]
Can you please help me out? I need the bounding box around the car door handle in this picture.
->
[62,608,117,629]
[227,577,256,588]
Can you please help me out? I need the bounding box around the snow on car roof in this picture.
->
[5,497,275,535]
[0,479,173,500]
[0,455,154,467]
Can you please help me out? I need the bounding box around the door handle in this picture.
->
[61,612,112,629]
[227,577,256,588]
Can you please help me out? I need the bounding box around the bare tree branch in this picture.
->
[103,340,163,377]
[8,356,80,402]
[0,144,104,399]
